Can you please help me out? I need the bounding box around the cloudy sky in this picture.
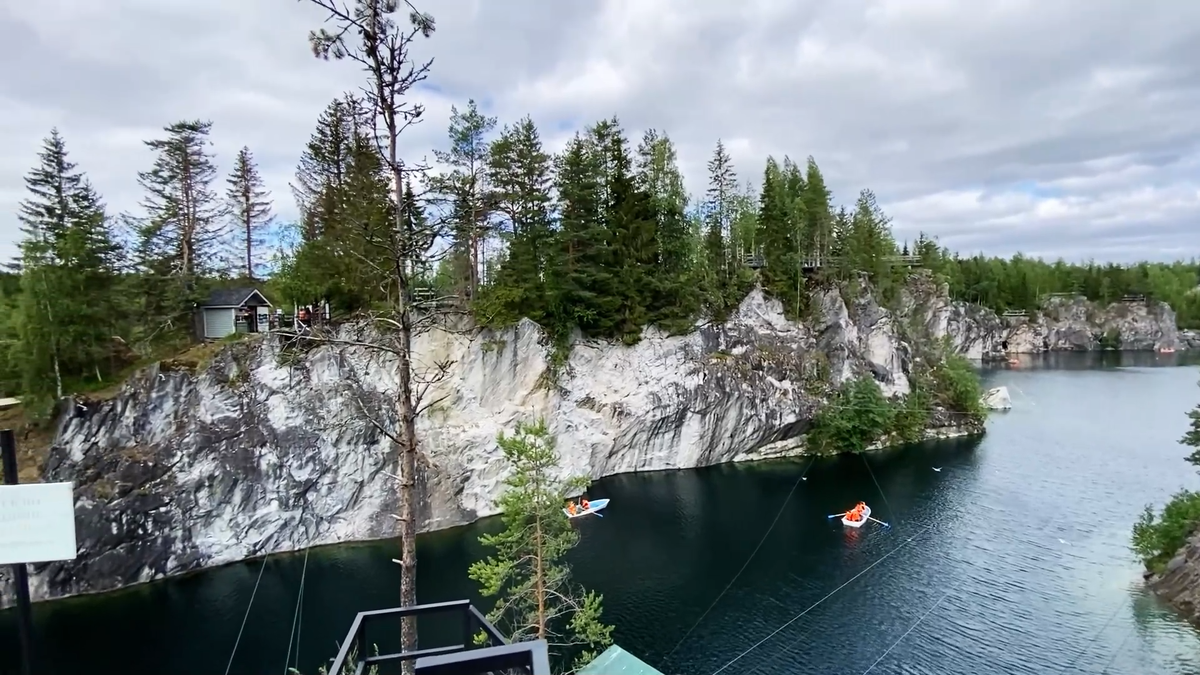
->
[2,0,1199,264]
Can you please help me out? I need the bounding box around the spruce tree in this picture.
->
[635,130,697,330]
[554,131,616,337]
[280,95,394,312]
[757,156,802,314]
[291,97,356,243]
[225,146,273,280]
[802,156,833,265]
[15,129,122,402]
[600,121,657,342]
[704,140,738,316]
[486,116,554,324]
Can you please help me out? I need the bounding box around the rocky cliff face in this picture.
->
[1146,527,1200,626]
[911,291,1181,358]
[0,280,1183,606]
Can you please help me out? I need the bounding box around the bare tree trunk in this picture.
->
[387,105,420,675]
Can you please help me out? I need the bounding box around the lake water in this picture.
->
[3,352,1200,674]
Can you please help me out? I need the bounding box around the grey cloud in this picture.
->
[1,0,1199,265]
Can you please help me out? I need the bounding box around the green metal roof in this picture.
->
[578,645,665,675]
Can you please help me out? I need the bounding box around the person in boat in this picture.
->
[566,501,577,515]
[580,497,590,511]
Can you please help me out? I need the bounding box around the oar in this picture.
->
[868,516,890,528]
[827,513,847,519]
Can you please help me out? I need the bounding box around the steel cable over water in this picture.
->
[282,547,311,675]
[708,520,938,675]
[658,458,816,671]
[224,554,270,675]
[859,590,952,674]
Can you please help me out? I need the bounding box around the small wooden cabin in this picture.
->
[196,287,273,340]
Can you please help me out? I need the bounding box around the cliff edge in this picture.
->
[0,279,1184,606]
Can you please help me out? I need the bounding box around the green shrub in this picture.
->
[931,353,985,423]
[1131,490,1200,575]
[806,376,895,453]
[889,384,932,444]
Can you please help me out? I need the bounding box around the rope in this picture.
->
[225,554,270,675]
[709,520,937,675]
[283,547,311,675]
[860,454,896,524]
[659,458,815,670]
[860,591,950,674]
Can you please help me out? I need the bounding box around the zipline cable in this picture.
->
[861,454,897,526]
[860,591,951,674]
[225,554,270,675]
[1054,596,1129,673]
[1098,625,1137,674]
[283,547,311,675]
[293,559,308,674]
[709,520,937,675]
[659,458,815,670]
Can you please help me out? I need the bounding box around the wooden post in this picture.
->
[1,428,35,675]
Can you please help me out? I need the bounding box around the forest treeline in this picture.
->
[2,95,1199,408]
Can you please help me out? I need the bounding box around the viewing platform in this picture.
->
[328,599,550,675]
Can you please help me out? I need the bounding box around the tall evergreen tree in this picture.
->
[291,97,357,242]
[134,120,228,332]
[635,130,696,330]
[431,99,496,301]
[756,156,803,314]
[280,96,394,312]
[15,129,122,402]
[225,146,273,280]
[485,116,554,323]
[555,131,616,337]
[469,420,614,671]
[704,140,738,316]
[802,156,833,264]
[599,121,657,342]
[305,4,439,666]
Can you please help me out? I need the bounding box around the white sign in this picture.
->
[0,482,77,565]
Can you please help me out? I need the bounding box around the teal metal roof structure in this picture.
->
[578,645,665,675]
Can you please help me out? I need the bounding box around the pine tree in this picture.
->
[431,99,496,302]
[468,420,613,672]
[134,120,228,332]
[485,116,554,323]
[15,129,122,402]
[305,4,439,667]
[225,146,273,280]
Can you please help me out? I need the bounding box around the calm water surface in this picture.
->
[3,352,1200,674]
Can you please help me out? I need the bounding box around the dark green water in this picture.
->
[4,352,1200,674]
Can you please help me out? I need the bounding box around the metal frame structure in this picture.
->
[326,599,550,675]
